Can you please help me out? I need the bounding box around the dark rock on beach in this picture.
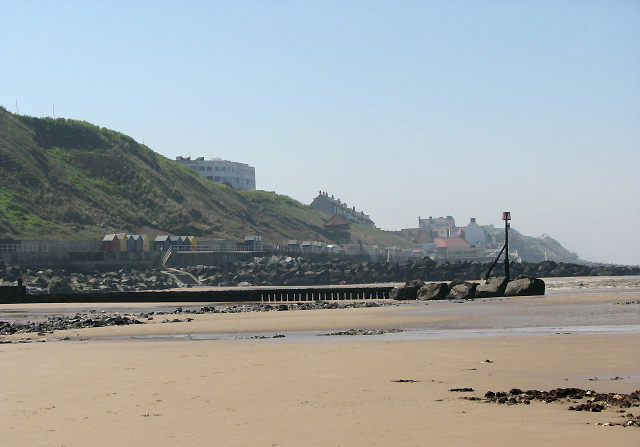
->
[0,313,144,335]
[504,275,546,296]
[474,387,640,425]
[447,280,477,300]
[417,282,449,300]
[475,276,509,298]
[1,257,638,295]
[390,280,424,300]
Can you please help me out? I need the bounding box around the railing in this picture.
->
[165,244,257,253]
[159,244,416,261]
[0,241,422,262]
[0,244,49,253]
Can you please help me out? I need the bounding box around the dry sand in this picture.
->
[1,288,639,446]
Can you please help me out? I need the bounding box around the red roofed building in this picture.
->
[434,237,483,260]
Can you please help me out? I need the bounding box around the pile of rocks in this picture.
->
[316,328,404,336]
[194,300,395,315]
[0,300,397,339]
[470,387,640,427]
[390,275,545,300]
[0,313,144,335]
[183,257,640,287]
[0,262,179,293]
[1,256,637,293]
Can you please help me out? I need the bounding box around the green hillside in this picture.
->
[0,107,412,248]
[484,225,579,263]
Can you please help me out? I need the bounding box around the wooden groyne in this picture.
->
[0,284,396,304]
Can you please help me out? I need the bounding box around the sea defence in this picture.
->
[390,275,546,300]
[0,284,395,305]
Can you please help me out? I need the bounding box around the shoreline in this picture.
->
[2,286,639,341]
[1,285,639,446]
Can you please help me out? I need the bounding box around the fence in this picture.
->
[0,244,49,253]
[1,241,422,262]
[162,243,419,262]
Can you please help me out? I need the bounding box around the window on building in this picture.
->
[215,166,220,171]
[207,176,213,180]
[214,176,220,181]
[206,166,212,171]
[198,166,205,171]
[221,167,227,171]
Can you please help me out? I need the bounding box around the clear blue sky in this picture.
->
[1,1,639,265]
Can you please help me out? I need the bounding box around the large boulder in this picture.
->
[390,279,425,300]
[417,282,449,300]
[475,276,509,298]
[504,275,545,296]
[447,281,477,300]
[48,281,75,295]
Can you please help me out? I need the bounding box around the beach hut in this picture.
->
[126,235,145,253]
[126,235,138,252]
[154,235,171,252]
[169,236,184,251]
[115,233,127,252]
[185,236,197,250]
[244,235,262,251]
[182,236,192,252]
[140,235,149,252]
[102,234,119,252]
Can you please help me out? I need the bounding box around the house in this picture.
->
[398,227,434,244]
[434,237,484,260]
[324,214,351,244]
[463,218,487,246]
[416,216,459,239]
[310,191,375,226]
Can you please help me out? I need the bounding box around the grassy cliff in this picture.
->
[0,107,412,247]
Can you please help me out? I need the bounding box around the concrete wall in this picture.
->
[166,251,376,267]
[0,251,162,270]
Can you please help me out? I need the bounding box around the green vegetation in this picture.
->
[0,186,59,235]
[0,107,411,248]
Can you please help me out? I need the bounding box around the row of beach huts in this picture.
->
[101,234,198,252]
[101,234,264,253]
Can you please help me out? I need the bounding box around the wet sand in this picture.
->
[1,287,639,446]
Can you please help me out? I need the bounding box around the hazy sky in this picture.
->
[1,1,639,265]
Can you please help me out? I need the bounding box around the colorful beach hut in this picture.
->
[102,234,119,252]
[154,235,171,252]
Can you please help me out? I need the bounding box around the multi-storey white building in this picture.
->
[175,156,256,191]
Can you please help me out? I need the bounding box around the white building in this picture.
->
[175,156,256,191]
[463,218,487,246]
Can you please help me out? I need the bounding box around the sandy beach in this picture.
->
[1,285,639,446]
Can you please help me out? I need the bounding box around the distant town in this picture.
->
[0,152,577,268]
[175,157,569,264]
